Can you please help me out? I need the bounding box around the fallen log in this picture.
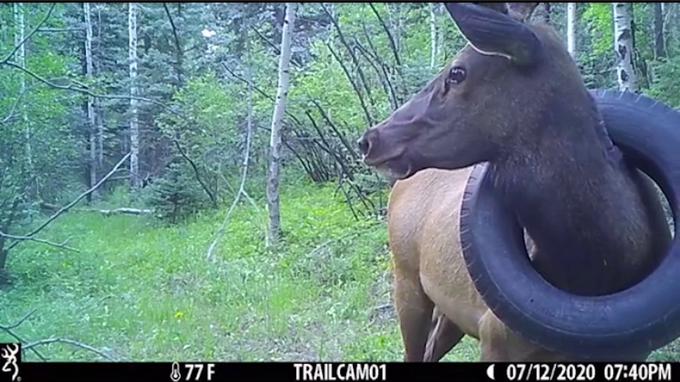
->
[39,203,152,217]
[81,208,152,216]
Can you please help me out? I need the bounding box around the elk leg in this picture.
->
[423,310,464,362]
[478,310,513,361]
[393,268,434,362]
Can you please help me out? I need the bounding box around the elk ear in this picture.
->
[445,2,542,66]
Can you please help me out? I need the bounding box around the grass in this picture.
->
[0,181,676,362]
[0,181,471,362]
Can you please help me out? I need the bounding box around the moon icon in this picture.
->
[486,364,495,380]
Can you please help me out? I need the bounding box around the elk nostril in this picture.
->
[357,136,371,155]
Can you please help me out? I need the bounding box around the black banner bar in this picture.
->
[6,362,679,382]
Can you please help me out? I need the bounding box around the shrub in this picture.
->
[144,159,209,223]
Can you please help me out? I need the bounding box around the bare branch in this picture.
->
[367,3,402,67]
[325,41,374,126]
[0,231,80,252]
[37,27,84,33]
[1,61,172,110]
[337,177,361,220]
[0,312,47,361]
[1,86,29,125]
[221,62,304,128]
[163,2,183,86]
[172,139,217,206]
[207,44,256,260]
[39,202,152,217]
[0,309,37,331]
[23,338,115,361]
[1,310,121,361]
[0,4,56,65]
[75,208,152,216]
[305,110,355,182]
[353,37,398,109]
[218,172,262,218]
[250,25,281,55]
[310,99,358,159]
[321,3,375,106]
[163,3,181,52]
[221,62,272,101]
[360,20,403,103]
[249,25,303,68]
[7,153,131,251]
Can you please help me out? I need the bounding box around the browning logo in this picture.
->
[0,344,20,382]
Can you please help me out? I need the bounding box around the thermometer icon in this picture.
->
[170,362,181,382]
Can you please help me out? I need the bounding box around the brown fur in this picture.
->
[359,5,670,361]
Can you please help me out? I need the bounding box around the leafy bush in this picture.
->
[648,60,680,107]
[144,159,209,223]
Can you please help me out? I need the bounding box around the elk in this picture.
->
[358,3,680,361]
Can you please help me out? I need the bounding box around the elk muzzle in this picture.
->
[358,124,414,179]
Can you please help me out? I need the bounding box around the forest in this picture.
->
[1,2,679,361]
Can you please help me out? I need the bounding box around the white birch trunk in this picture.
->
[14,4,31,174]
[128,2,141,188]
[96,101,104,168]
[13,3,25,95]
[266,3,296,246]
[84,3,97,194]
[613,3,638,92]
[436,4,444,64]
[567,3,576,57]
[430,3,437,69]
[96,5,104,168]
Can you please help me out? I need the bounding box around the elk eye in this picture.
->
[447,66,466,85]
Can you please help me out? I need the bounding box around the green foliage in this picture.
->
[648,60,680,107]
[0,4,81,257]
[144,159,209,223]
[578,4,617,89]
[582,4,614,59]
[157,72,245,170]
[0,183,397,360]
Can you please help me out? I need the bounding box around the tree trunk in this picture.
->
[663,3,672,57]
[84,3,98,198]
[128,3,141,188]
[396,5,403,55]
[567,3,576,57]
[14,4,32,187]
[654,3,666,59]
[0,245,6,271]
[386,4,403,57]
[430,3,437,69]
[96,101,104,168]
[436,4,444,63]
[266,3,296,246]
[613,3,638,92]
[326,3,335,48]
[164,3,184,88]
[96,4,104,169]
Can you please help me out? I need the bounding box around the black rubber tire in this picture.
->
[460,89,680,359]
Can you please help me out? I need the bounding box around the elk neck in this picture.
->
[488,92,666,296]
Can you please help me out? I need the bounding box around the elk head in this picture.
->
[357,2,588,179]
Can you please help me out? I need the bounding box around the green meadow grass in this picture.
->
[0,182,676,361]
